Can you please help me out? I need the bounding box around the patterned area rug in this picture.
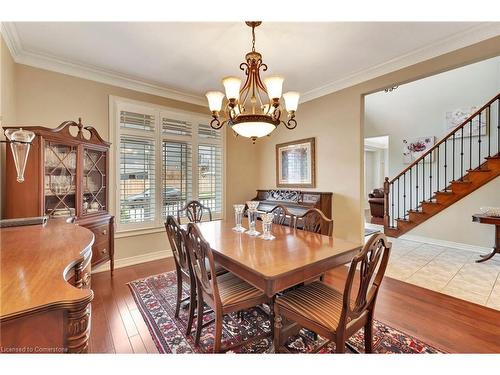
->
[128,271,442,354]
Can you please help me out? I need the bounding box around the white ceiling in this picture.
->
[3,22,500,105]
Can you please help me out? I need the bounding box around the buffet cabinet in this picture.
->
[4,119,114,275]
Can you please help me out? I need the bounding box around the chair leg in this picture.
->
[194,291,204,346]
[186,285,196,336]
[335,334,346,353]
[273,304,282,353]
[175,270,182,318]
[213,311,223,353]
[364,314,374,353]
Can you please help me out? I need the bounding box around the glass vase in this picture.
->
[246,200,261,236]
[232,204,247,232]
[259,213,275,240]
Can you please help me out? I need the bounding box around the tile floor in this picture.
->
[364,225,500,311]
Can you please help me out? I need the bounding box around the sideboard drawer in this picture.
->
[90,223,110,245]
[91,240,110,265]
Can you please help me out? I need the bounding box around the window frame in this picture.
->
[109,96,225,234]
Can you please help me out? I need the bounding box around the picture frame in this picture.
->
[276,137,316,188]
[402,136,435,164]
[445,107,487,138]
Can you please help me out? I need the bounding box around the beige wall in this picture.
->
[0,35,17,217]
[252,36,500,246]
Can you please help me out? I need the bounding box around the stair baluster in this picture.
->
[452,133,456,181]
[460,127,464,181]
[478,111,482,169]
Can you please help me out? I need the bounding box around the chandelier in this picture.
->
[205,21,299,143]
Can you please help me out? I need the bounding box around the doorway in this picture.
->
[364,136,389,226]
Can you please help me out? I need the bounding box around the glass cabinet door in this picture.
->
[44,142,77,217]
[82,147,107,215]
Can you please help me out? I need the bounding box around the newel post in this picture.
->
[383,177,390,228]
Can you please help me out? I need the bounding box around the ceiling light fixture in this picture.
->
[205,21,299,143]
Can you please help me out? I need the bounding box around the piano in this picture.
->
[250,189,332,218]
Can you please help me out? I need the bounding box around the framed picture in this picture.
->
[276,137,316,188]
[445,107,487,138]
[402,136,435,164]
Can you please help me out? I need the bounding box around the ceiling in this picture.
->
[3,22,499,105]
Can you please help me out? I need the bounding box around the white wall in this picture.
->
[365,56,500,247]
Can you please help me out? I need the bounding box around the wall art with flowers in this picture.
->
[402,136,435,164]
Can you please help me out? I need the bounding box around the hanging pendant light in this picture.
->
[206,22,299,143]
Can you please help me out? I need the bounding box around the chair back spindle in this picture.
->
[294,208,333,236]
[177,200,213,223]
[164,216,191,275]
[270,204,292,226]
[185,223,220,305]
[341,233,391,324]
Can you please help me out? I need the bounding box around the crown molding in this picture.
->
[2,22,499,106]
[301,23,500,102]
[0,22,206,106]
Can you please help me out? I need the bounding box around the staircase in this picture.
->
[383,93,500,238]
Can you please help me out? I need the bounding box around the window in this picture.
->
[112,97,224,231]
[120,137,156,224]
[163,141,192,218]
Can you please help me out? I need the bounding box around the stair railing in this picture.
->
[383,93,500,231]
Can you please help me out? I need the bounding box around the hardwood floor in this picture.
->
[89,257,500,353]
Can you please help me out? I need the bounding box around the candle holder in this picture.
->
[246,200,261,236]
[232,204,247,232]
[259,213,275,240]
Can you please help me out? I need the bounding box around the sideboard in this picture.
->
[0,220,94,353]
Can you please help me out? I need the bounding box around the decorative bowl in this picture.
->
[479,207,500,217]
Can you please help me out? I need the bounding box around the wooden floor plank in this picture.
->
[89,257,500,354]
[88,291,115,353]
[130,308,159,353]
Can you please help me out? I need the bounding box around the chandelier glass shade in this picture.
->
[206,22,299,143]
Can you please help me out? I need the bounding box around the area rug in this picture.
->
[128,271,442,354]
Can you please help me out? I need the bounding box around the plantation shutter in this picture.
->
[120,110,155,132]
[162,141,192,218]
[198,123,222,141]
[119,137,156,224]
[198,144,223,213]
[162,118,192,137]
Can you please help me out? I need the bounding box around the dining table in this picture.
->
[194,219,363,344]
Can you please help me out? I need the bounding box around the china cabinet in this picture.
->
[4,119,114,275]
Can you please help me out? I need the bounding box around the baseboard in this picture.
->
[92,249,172,274]
[399,234,489,254]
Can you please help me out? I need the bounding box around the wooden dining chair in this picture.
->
[165,216,227,335]
[164,215,197,335]
[293,208,333,237]
[273,233,391,353]
[185,222,270,353]
[177,200,212,223]
[270,204,293,226]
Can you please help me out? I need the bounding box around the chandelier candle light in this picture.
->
[206,22,300,143]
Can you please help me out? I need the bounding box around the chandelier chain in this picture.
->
[251,24,256,52]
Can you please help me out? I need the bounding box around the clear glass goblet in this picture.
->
[232,204,247,233]
[259,213,276,240]
[246,200,261,236]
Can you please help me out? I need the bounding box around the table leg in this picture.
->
[476,225,500,263]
